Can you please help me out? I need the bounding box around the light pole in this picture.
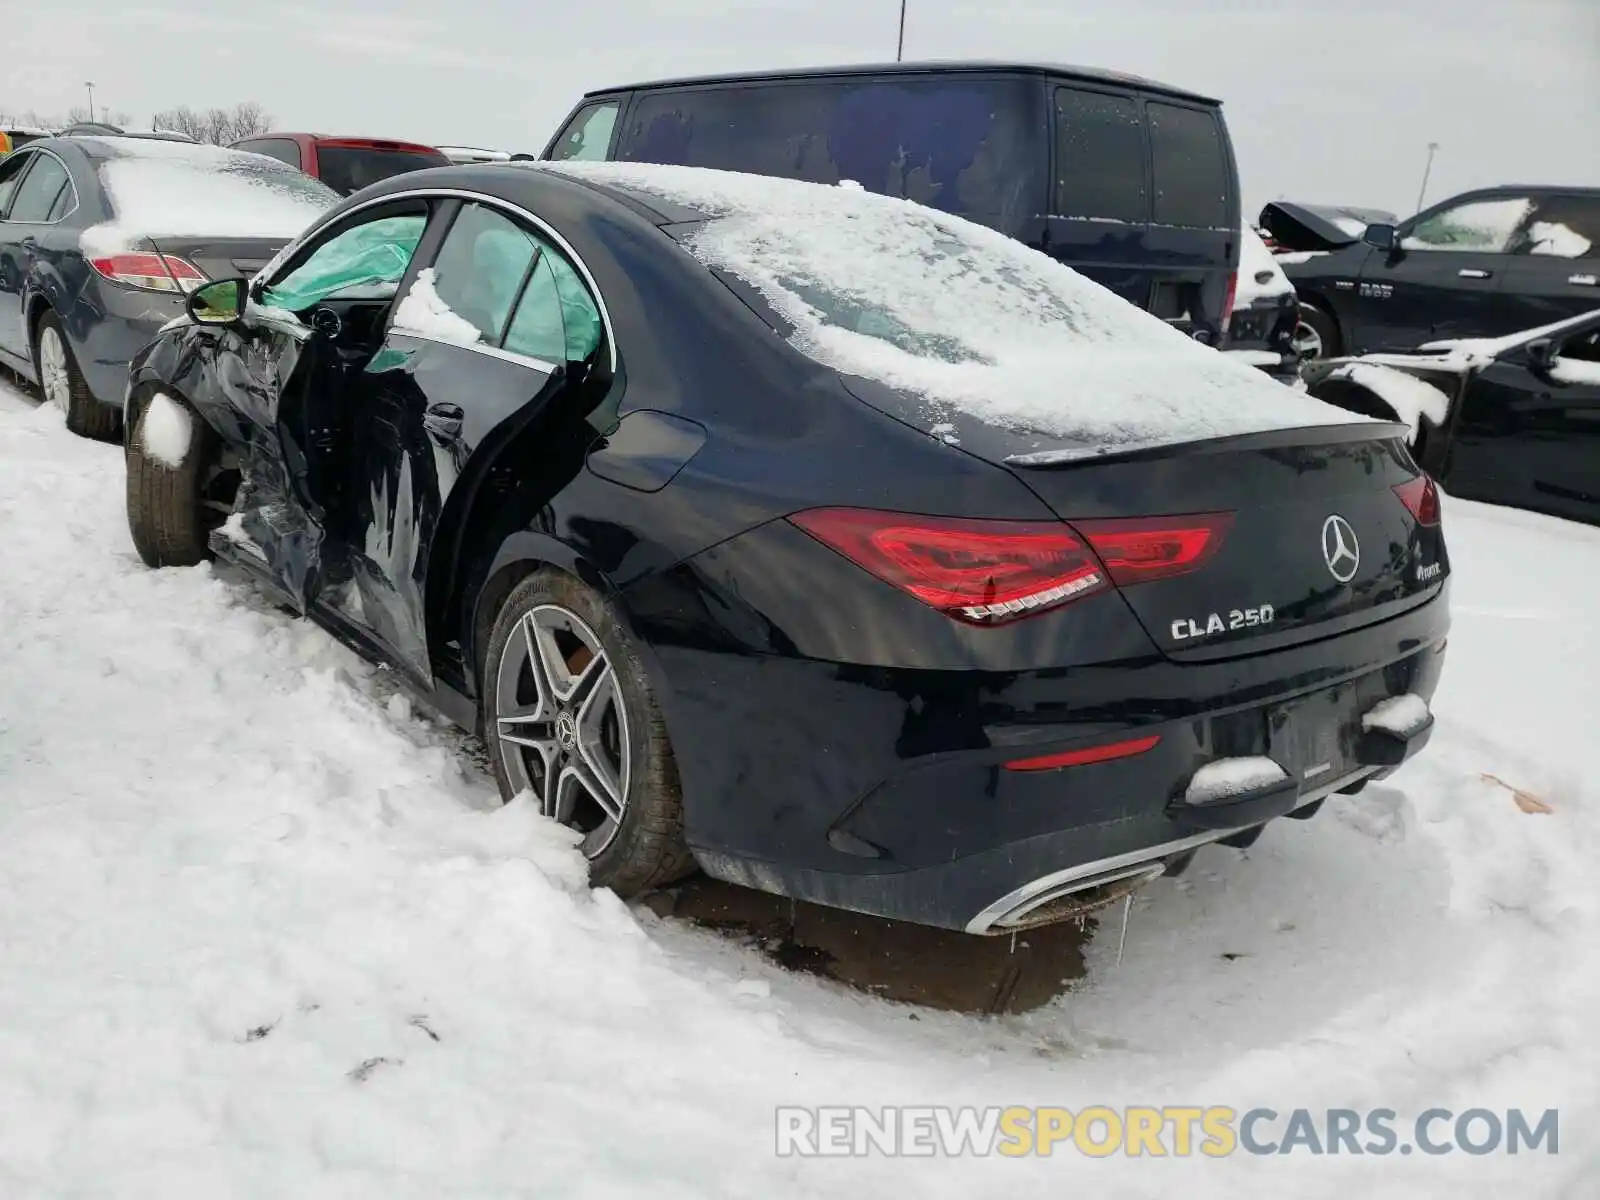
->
[85,81,95,123]
[896,0,906,62]
[1414,142,1440,214]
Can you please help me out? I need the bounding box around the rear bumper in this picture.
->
[645,583,1449,933]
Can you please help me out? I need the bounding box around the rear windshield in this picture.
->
[615,76,1044,235]
[316,146,446,195]
[547,162,1352,451]
[87,140,336,252]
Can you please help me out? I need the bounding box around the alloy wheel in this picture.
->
[39,327,70,411]
[1292,320,1323,361]
[494,603,631,857]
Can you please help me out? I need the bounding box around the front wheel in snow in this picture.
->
[482,569,696,896]
[126,392,230,568]
[35,311,119,440]
[1295,303,1340,360]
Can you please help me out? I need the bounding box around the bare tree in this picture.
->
[150,102,273,145]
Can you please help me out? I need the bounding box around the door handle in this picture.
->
[1570,273,1598,287]
[1457,268,1492,279]
[422,403,464,440]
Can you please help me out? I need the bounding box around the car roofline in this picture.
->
[579,59,1217,105]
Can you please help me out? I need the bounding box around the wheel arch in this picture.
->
[1296,289,1346,353]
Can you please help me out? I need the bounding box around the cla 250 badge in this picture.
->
[1171,605,1276,642]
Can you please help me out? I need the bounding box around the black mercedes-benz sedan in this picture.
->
[120,162,1450,934]
[0,134,335,438]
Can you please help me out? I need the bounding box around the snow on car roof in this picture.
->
[544,162,1359,450]
[80,138,338,256]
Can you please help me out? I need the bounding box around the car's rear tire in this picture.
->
[35,311,119,441]
[126,392,223,568]
[482,569,696,896]
[1295,302,1340,360]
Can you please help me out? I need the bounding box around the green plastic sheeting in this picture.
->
[261,215,425,313]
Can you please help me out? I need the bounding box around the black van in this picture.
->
[541,61,1244,346]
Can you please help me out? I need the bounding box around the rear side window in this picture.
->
[0,151,34,215]
[503,246,604,363]
[426,203,539,343]
[7,152,70,222]
[239,138,303,169]
[1518,195,1600,259]
[315,145,445,195]
[615,76,1044,233]
[1053,87,1147,223]
[549,102,621,162]
[1148,102,1229,230]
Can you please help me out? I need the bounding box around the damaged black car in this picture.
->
[1304,308,1600,525]
[120,163,1449,934]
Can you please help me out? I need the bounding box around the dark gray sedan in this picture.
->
[0,134,336,437]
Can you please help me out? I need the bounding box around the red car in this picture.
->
[227,133,450,196]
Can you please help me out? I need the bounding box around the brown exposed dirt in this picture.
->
[642,876,1095,1014]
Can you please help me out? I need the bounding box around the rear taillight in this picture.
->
[1221,269,1238,332]
[1074,513,1234,586]
[788,508,1109,625]
[1393,475,1441,526]
[88,252,207,294]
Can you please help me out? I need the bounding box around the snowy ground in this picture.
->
[1,376,1595,1197]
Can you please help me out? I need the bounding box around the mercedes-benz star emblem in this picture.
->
[555,711,578,751]
[1321,514,1360,583]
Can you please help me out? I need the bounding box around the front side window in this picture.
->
[262,213,427,312]
[549,102,620,162]
[1054,87,1147,223]
[314,146,443,196]
[8,153,70,223]
[1403,196,1532,252]
[1148,102,1229,229]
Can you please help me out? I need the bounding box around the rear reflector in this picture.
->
[1005,734,1162,772]
[788,508,1108,625]
[1073,513,1234,586]
[88,252,207,294]
[1393,475,1441,526]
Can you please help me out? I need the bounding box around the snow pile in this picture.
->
[1550,356,1600,386]
[137,391,192,469]
[1185,757,1289,804]
[543,162,1363,450]
[1362,694,1432,736]
[1329,362,1451,441]
[2,376,1599,1198]
[1418,310,1600,370]
[82,138,336,257]
[1233,226,1294,310]
[392,268,483,345]
[1526,221,1592,258]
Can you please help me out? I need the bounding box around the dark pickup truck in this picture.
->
[1281,186,1600,359]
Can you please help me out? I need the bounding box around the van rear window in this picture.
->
[1053,87,1148,223]
[1148,103,1230,230]
[615,77,1044,235]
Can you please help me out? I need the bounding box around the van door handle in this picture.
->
[1570,273,1598,287]
[422,402,464,440]
[1457,268,1492,279]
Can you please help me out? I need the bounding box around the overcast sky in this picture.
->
[3,0,1596,218]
